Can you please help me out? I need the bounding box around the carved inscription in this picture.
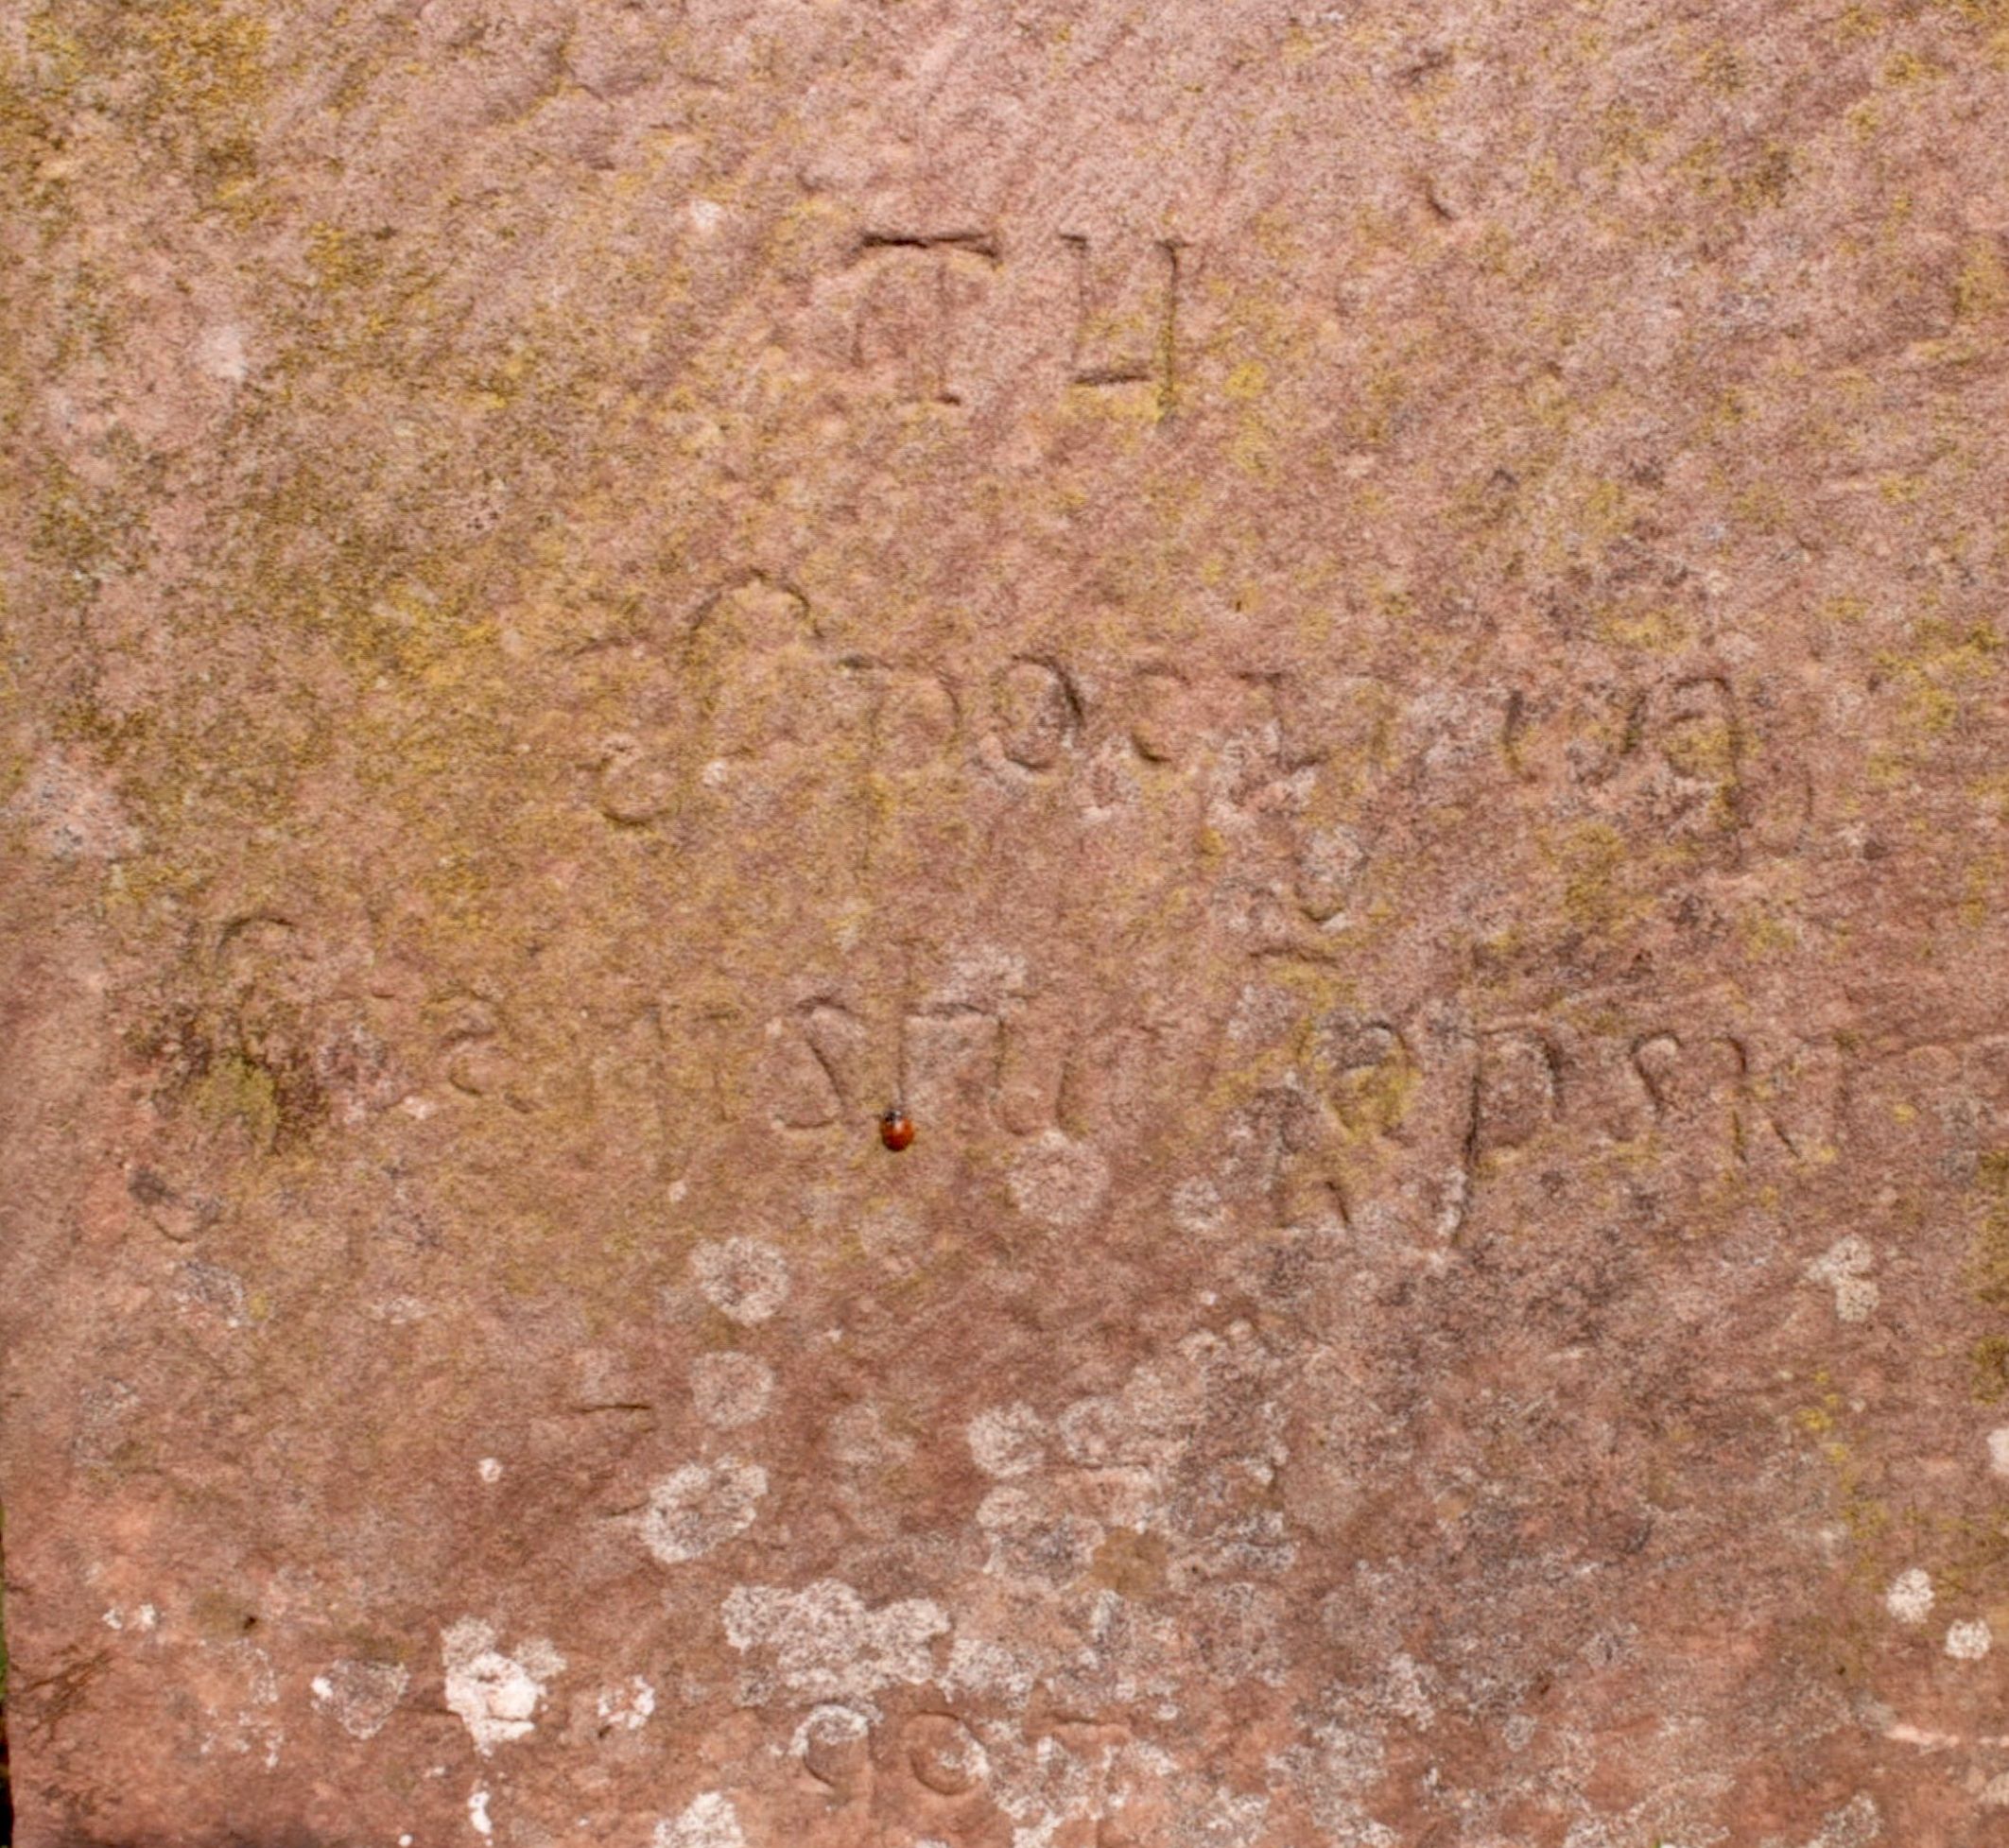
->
[852,230,1000,405]
[832,224,1186,409]
[1065,233,1183,406]
[757,971,1063,1144]
[993,657,1082,771]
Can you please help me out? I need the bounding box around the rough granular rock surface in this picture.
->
[7,0,2009,1842]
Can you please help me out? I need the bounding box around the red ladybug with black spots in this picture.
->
[879,1106,915,1151]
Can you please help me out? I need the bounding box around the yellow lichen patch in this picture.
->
[24,12,86,93]
[1315,1040,1418,1148]
[30,458,145,580]
[1731,479,1794,535]
[1972,1334,2009,1403]
[190,1047,283,1153]
[1663,709,1738,786]
[1738,907,1799,959]
[1693,41,1744,93]
[125,0,271,193]
[1880,49,1941,87]
[1931,0,2009,26]
[1956,235,2009,323]
[1874,615,2000,751]
[1597,604,1690,653]
[1959,851,2001,927]
[1966,1149,2009,1310]
[1968,772,2009,822]
[1545,821,1641,940]
[1595,101,1660,176]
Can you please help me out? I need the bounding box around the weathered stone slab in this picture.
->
[5,0,2009,1842]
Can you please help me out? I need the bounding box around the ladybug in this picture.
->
[878,1106,915,1152]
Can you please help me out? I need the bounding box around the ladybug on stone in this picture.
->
[878,1105,915,1152]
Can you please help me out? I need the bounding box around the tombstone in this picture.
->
[0,1,2000,1843]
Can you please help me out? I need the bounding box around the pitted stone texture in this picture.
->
[5,0,2009,1842]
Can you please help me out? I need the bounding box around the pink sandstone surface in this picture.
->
[6,0,2009,1843]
